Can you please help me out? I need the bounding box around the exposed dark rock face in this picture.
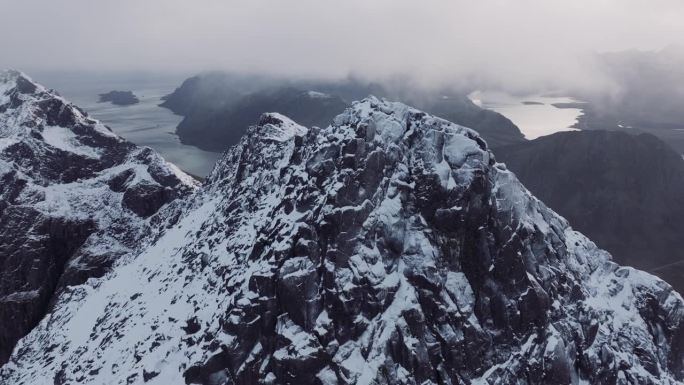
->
[496,130,684,294]
[122,182,178,218]
[3,98,682,384]
[160,73,526,152]
[98,90,139,106]
[0,70,196,364]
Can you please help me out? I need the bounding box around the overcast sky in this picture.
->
[1,0,683,91]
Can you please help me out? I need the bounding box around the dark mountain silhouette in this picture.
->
[497,130,684,293]
[161,73,526,152]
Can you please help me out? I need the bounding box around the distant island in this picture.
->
[551,101,588,109]
[98,90,139,106]
[522,101,544,105]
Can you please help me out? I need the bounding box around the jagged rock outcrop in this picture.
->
[1,97,683,384]
[0,70,197,364]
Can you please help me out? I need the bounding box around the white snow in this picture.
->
[0,137,18,151]
[41,125,102,158]
[442,131,484,168]
[274,315,320,360]
[316,366,338,385]
[444,272,475,314]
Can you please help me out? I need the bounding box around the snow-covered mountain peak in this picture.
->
[256,113,308,142]
[0,71,197,365]
[2,96,683,384]
[0,70,32,102]
[0,69,116,144]
[0,69,38,93]
[339,96,490,162]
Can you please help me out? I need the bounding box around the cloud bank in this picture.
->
[1,0,683,92]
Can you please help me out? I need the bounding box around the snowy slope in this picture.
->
[0,70,197,364]
[2,96,683,385]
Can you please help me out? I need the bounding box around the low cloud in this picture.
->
[1,0,683,93]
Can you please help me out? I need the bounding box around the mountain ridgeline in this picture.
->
[0,74,682,384]
[160,73,526,152]
[0,71,197,365]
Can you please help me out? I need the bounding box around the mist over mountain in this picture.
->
[161,73,525,152]
[567,46,684,151]
[591,45,684,126]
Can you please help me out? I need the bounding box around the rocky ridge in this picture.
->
[0,70,197,364]
[1,95,682,385]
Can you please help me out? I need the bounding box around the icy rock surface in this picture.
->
[0,70,197,364]
[3,96,684,385]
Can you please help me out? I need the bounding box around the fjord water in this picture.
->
[27,72,583,175]
[33,72,221,177]
[469,90,584,140]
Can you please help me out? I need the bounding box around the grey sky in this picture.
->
[1,0,683,91]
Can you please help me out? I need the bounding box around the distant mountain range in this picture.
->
[160,73,525,152]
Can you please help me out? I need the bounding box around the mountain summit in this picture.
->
[1,94,682,384]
